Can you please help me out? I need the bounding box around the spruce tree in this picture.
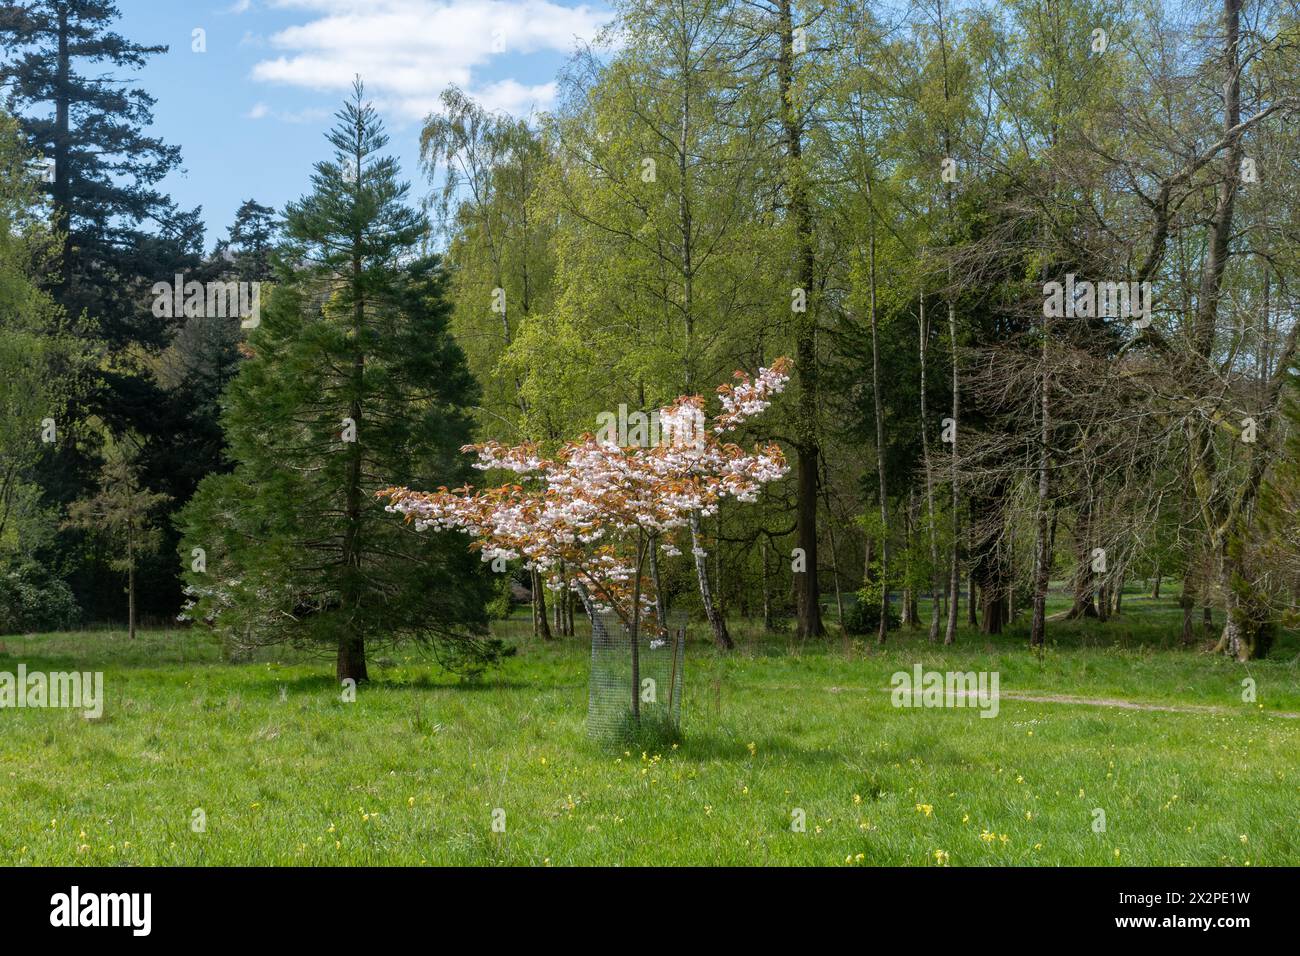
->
[179,80,494,681]
[0,0,186,330]
[216,199,278,282]
[157,199,280,502]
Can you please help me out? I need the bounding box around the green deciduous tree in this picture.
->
[64,432,169,639]
[0,107,86,631]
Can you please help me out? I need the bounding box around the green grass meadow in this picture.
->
[1,593,1297,866]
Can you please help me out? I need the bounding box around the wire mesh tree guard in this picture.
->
[587,609,686,741]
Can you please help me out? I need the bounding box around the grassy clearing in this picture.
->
[0,592,1296,866]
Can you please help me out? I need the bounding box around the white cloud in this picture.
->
[247,101,332,123]
[251,0,609,118]
[389,79,557,119]
[468,78,558,115]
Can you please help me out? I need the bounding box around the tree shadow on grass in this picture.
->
[0,650,86,672]
[378,674,536,692]
[276,672,536,694]
[670,728,846,766]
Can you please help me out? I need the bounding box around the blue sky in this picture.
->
[111,0,612,245]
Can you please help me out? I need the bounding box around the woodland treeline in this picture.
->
[1,0,1299,670]
[423,0,1300,661]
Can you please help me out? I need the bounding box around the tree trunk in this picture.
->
[938,3,960,647]
[1067,494,1099,619]
[1217,546,1275,661]
[979,584,1007,635]
[54,6,73,297]
[824,491,846,633]
[649,539,668,638]
[866,178,889,644]
[714,512,726,622]
[553,575,563,633]
[1029,314,1052,648]
[970,487,1010,635]
[761,536,774,632]
[127,524,136,641]
[630,535,645,723]
[336,631,368,683]
[778,0,824,640]
[901,490,916,628]
[532,568,553,641]
[690,512,732,649]
[574,579,599,629]
[967,570,977,626]
[918,293,942,643]
[944,302,959,646]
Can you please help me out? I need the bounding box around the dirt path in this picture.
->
[986,690,1297,718]
[779,684,1300,718]
[827,685,1299,719]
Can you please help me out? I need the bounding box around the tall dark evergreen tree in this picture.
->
[0,0,186,331]
[216,199,278,281]
[157,199,280,489]
[179,80,494,681]
[150,202,280,613]
[0,0,201,623]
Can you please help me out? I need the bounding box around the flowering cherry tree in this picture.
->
[379,358,791,721]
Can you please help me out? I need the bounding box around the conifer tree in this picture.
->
[179,80,493,681]
[0,0,185,330]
